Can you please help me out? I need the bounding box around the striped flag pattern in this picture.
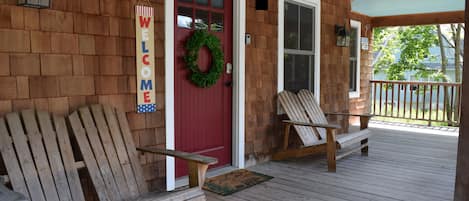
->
[136,5,154,17]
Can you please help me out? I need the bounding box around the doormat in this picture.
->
[203,169,273,196]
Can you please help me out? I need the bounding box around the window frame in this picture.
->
[278,0,321,103]
[349,20,361,99]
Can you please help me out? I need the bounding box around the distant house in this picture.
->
[373,36,464,82]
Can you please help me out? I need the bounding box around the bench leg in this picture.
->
[188,161,209,188]
[326,128,337,172]
[361,139,368,156]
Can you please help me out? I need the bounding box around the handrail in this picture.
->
[370,80,461,126]
[371,80,461,86]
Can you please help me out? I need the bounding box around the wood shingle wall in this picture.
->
[244,0,280,166]
[0,0,167,193]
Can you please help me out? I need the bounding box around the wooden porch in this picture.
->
[206,126,458,201]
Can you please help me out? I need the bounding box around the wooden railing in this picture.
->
[370,80,462,126]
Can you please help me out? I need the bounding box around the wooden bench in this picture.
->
[0,107,217,201]
[273,90,372,172]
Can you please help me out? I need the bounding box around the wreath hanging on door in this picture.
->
[184,30,224,88]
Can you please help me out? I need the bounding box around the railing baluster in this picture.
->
[391,83,395,117]
[373,81,377,114]
[385,83,389,116]
[423,84,427,120]
[450,86,455,124]
[397,84,401,118]
[410,84,413,119]
[444,86,448,122]
[429,84,433,124]
[379,82,383,115]
[416,85,420,119]
[403,83,407,118]
[458,85,462,124]
[436,85,440,122]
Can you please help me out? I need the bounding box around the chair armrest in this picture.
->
[136,147,217,188]
[136,147,218,165]
[324,112,374,118]
[282,120,341,129]
[324,113,373,130]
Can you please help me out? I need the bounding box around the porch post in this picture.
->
[454,0,469,200]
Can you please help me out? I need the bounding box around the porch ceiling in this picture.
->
[352,0,464,17]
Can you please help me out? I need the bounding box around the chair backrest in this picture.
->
[67,105,148,201]
[0,110,85,201]
[297,89,329,140]
[278,91,320,146]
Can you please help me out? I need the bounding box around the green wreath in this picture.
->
[184,30,224,88]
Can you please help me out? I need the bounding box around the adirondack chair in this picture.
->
[273,90,372,172]
[67,104,217,201]
[0,110,87,201]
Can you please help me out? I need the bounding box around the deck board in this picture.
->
[206,127,458,201]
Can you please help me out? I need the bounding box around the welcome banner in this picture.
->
[135,5,156,113]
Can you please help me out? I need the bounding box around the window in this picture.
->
[281,1,319,94]
[283,2,314,93]
[349,20,361,98]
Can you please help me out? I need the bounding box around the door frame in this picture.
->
[164,0,246,191]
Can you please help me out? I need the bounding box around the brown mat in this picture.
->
[203,169,273,196]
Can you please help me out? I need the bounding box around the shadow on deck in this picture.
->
[207,126,458,201]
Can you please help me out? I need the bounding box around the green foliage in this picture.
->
[185,30,224,88]
[373,26,439,80]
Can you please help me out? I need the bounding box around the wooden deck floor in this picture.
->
[206,127,458,201]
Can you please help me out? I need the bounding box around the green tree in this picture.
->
[373,26,439,80]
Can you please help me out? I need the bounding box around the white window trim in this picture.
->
[278,0,321,104]
[165,0,246,191]
[349,20,361,99]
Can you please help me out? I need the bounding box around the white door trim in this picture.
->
[165,0,246,191]
[164,0,176,191]
[232,0,246,170]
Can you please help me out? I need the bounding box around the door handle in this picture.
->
[225,81,233,87]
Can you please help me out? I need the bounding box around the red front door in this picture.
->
[174,0,233,177]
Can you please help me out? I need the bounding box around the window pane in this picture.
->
[284,54,314,92]
[300,6,314,51]
[284,2,298,49]
[350,59,357,92]
[350,27,358,57]
[177,7,193,29]
[212,0,224,8]
[195,10,209,30]
[211,13,224,32]
[195,0,208,5]
[179,0,193,3]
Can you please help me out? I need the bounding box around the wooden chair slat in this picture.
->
[68,112,112,201]
[102,105,140,197]
[21,110,60,201]
[36,111,74,201]
[298,89,329,139]
[77,107,123,201]
[52,114,86,201]
[279,91,319,146]
[90,105,131,199]
[115,108,148,194]
[6,112,46,201]
[0,118,29,199]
